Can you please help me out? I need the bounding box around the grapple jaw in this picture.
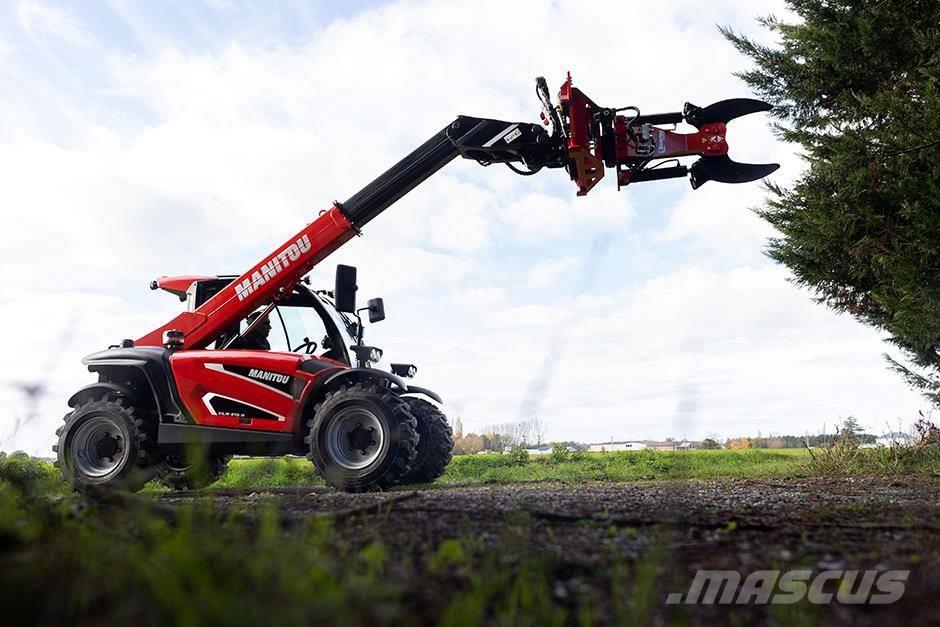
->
[689,155,780,189]
[683,98,773,128]
[551,73,779,194]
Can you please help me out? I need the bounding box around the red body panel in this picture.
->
[170,350,345,433]
[137,205,357,349]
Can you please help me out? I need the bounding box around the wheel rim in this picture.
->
[324,406,386,470]
[70,416,129,478]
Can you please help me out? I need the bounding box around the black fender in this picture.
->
[316,368,443,402]
[320,367,409,394]
[68,381,142,408]
[402,385,443,404]
[78,346,190,423]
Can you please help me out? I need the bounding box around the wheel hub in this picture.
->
[324,407,386,470]
[71,416,128,478]
[346,423,377,455]
[94,433,121,461]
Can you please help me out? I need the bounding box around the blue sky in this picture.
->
[0,0,929,454]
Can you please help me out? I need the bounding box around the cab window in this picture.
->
[276,305,330,354]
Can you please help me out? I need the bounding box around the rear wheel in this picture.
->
[397,397,453,485]
[156,454,230,491]
[54,395,156,493]
[305,383,418,492]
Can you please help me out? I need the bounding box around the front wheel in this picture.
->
[54,395,156,493]
[305,383,418,492]
[397,397,453,485]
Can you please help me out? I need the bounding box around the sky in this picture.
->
[0,0,930,455]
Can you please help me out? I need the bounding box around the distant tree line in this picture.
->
[451,417,553,455]
[725,418,875,449]
[450,416,887,455]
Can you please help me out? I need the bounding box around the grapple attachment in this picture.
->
[551,73,779,194]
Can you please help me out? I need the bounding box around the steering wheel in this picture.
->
[292,336,318,355]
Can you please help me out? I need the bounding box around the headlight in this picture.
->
[391,363,418,378]
[352,345,383,365]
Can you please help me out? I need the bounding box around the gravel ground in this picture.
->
[160,477,940,625]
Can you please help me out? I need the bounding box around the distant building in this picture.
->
[586,440,703,452]
[876,432,914,447]
[587,441,647,452]
[524,446,552,455]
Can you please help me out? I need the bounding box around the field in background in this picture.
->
[211,448,812,490]
[213,444,940,490]
[5,444,937,494]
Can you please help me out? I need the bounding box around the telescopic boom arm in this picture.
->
[137,73,778,349]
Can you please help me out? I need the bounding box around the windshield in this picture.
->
[314,292,390,370]
[315,293,359,347]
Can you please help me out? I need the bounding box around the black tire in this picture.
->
[53,394,156,493]
[397,397,453,485]
[305,383,418,492]
[155,454,231,491]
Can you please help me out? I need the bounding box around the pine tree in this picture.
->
[839,416,863,438]
[723,1,940,404]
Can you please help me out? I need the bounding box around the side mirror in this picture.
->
[367,298,385,323]
[334,265,357,313]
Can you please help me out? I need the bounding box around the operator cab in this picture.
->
[182,276,353,363]
[154,266,393,371]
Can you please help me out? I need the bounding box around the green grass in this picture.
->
[1,448,817,497]
[212,455,321,489]
[150,446,940,491]
[13,445,939,495]
[192,448,811,490]
[439,448,811,484]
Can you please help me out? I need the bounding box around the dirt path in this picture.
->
[161,477,940,624]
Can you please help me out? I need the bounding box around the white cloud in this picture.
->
[17,1,94,47]
[527,256,582,289]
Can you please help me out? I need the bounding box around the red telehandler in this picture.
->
[54,75,778,493]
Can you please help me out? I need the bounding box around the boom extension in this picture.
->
[137,73,778,350]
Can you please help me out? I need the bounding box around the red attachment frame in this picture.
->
[559,73,605,196]
[615,121,728,188]
[613,122,728,160]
